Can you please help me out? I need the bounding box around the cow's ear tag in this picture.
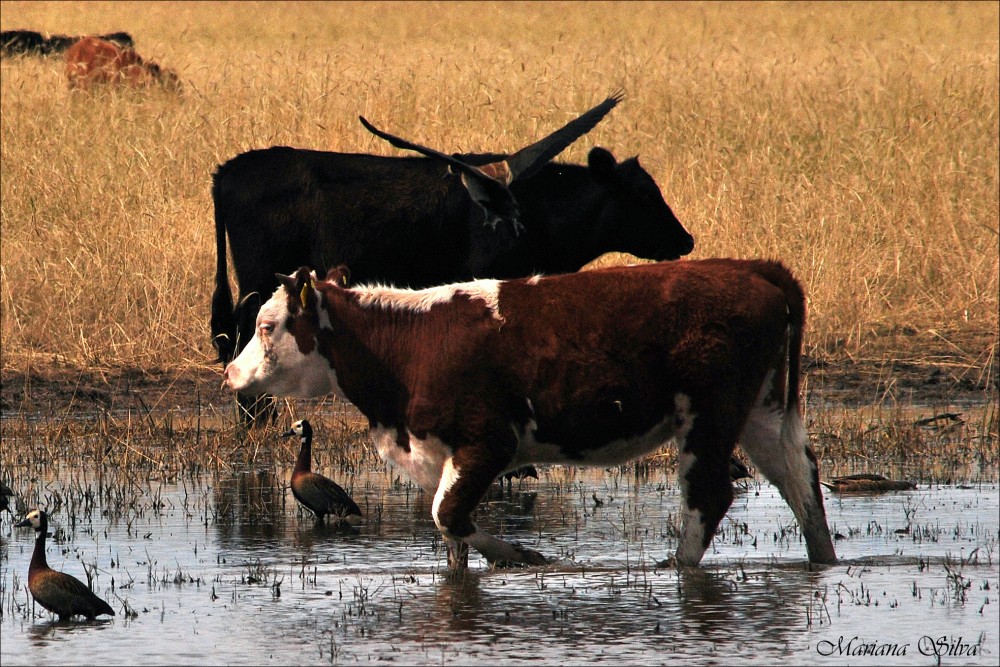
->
[300,281,310,310]
[339,274,348,287]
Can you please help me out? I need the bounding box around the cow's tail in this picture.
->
[750,259,837,565]
[210,171,236,364]
[752,260,806,414]
[781,268,805,416]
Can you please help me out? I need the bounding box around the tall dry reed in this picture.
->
[1,1,997,381]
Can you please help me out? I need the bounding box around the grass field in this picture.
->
[1,1,997,394]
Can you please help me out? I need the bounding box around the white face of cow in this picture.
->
[223,286,339,399]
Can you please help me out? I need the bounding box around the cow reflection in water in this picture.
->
[675,566,829,643]
[398,565,823,655]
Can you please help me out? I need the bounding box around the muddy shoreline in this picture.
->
[2,347,996,420]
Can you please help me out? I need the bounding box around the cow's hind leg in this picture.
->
[739,402,837,564]
[432,438,546,570]
[672,420,738,567]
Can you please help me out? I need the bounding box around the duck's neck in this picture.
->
[30,531,48,573]
[294,437,312,475]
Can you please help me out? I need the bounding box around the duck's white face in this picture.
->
[282,419,307,438]
[15,508,44,531]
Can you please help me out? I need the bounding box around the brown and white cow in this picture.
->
[223,259,837,570]
[65,36,179,90]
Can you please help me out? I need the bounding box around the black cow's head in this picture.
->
[587,147,694,260]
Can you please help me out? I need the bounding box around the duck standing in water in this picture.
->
[15,509,115,620]
[284,419,363,527]
[729,456,752,481]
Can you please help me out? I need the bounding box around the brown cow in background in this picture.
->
[65,36,179,90]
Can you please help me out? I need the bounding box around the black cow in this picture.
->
[211,98,694,421]
[1,30,133,57]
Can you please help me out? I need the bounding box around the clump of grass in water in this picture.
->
[240,558,274,585]
[808,403,997,481]
[943,554,973,604]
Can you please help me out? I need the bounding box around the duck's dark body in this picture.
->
[15,510,115,621]
[0,478,14,513]
[821,474,917,493]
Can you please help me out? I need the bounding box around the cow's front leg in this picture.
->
[432,440,546,570]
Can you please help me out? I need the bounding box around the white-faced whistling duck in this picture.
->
[14,509,115,621]
[284,420,363,526]
[821,473,917,493]
[497,465,539,493]
[729,456,752,481]
[0,478,14,514]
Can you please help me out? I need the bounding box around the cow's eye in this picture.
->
[259,322,274,335]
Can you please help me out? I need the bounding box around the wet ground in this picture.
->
[1,462,997,665]
[2,325,996,418]
[1,347,997,664]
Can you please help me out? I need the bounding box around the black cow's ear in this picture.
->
[587,147,619,185]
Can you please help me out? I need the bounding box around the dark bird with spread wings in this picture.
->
[359,92,623,231]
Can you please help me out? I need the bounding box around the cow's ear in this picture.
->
[587,147,620,186]
[277,270,316,311]
[325,265,350,287]
[295,268,318,310]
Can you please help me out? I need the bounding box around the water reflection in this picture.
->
[213,468,284,526]
[1,466,997,666]
[673,565,830,643]
[26,617,115,646]
[387,562,838,664]
[435,570,488,632]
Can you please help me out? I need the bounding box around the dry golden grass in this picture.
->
[1,1,997,385]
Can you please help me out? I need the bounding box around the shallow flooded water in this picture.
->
[1,463,997,665]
